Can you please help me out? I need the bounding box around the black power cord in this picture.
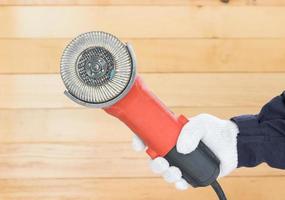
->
[211,180,227,200]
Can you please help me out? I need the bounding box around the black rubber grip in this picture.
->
[164,142,220,187]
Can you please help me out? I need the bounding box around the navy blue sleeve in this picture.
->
[231,91,285,169]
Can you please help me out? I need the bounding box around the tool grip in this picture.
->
[164,141,220,187]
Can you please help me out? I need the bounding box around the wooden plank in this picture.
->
[0,143,283,179]
[1,0,285,6]
[0,143,151,179]
[2,38,285,73]
[0,107,260,143]
[1,6,285,38]
[0,177,284,200]
[0,74,283,109]
[0,0,237,6]
[2,108,281,179]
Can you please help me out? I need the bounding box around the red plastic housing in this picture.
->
[104,76,188,159]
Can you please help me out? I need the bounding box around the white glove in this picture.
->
[132,114,239,190]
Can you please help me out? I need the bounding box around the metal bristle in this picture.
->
[60,31,135,107]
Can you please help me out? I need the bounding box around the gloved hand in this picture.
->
[132,114,239,190]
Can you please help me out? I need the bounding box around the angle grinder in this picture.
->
[60,31,227,200]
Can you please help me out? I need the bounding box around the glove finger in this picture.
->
[162,166,182,183]
[149,157,169,174]
[175,178,191,190]
[132,134,146,151]
[177,122,205,154]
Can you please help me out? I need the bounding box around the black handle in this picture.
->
[164,141,220,187]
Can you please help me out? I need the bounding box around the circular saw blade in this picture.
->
[60,31,135,108]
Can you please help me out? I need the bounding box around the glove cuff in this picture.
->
[217,120,239,177]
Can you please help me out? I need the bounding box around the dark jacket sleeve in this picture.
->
[231,91,285,169]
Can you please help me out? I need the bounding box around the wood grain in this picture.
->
[1,0,285,6]
[2,38,285,73]
[1,6,285,38]
[0,177,284,200]
[0,143,283,179]
[0,107,260,143]
[0,74,283,109]
[0,2,284,199]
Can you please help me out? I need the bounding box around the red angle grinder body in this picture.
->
[104,76,221,188]
[105,76,187,159]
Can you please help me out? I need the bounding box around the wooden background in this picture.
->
[0,0,285,199]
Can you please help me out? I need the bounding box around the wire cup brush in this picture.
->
[60,31,227,200]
